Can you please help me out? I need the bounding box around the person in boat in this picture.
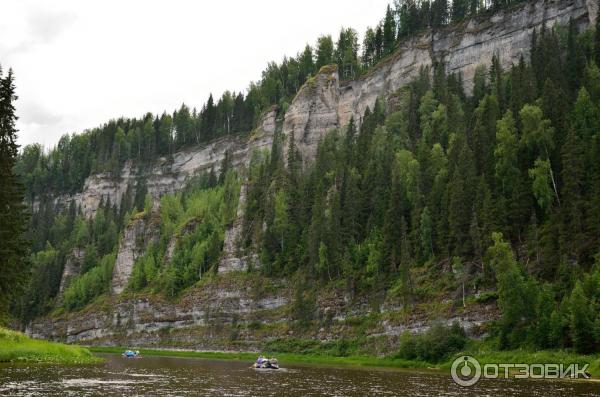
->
[253,355,279,369]
[123,350,140,358]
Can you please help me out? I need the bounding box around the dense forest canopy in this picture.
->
[11,0,600,358]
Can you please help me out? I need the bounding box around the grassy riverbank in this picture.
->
[89,341,600,377]
[0,327,100,364]
[441,343,600,375]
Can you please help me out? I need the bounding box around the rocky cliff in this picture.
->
[284,0,597,161]
[29,0,596,347]
[111,213,161,294]
[50,109,277,219]
[27,271,496,351]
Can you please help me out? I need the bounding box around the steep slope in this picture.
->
[27,0,598,349]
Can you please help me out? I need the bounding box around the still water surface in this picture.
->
[1,353,600,396]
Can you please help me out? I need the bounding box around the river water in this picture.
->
[1,353,599,396]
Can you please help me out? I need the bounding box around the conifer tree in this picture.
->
[383,5,396,55]
[566,18,586,97]
[594,6,600,67]
[570,281,596,354]
[487,232,529,348]
[494,110,519,198]
[451,0,468,22]
[315,35,334,69]
[0,67,29,320]
[560,128,585,261]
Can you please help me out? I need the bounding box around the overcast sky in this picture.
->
[1,0,390,149]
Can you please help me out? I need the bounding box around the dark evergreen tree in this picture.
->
[431,0,449,28]
[451,0,469,22]
[0,67,29,320]
[594,5,600,67]
[383,5,396,55]
[315,35,334,69]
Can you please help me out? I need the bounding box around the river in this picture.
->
[1,353,599,396]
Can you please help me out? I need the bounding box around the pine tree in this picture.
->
[201,95,216,141]
[447,134,476,257]
[468,0,478,15]
[420,207,433,259]
[566,18,586,97]
[431,0,448,28]
[560,127,586,262]
[374,25,383,61]
[487,232,530,348]
[494,110,519,198]
[594,5,600,67]
[0,67,29,320]
[451,0,468,22]
[569,281,596,354]
[383,5,396,55]
[472,94,500,183]
[315,35,334,70]
[382,167,405,274]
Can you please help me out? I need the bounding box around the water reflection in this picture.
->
[0,354,599,396]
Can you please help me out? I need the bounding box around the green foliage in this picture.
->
[290,280,315,328]
[487,233,533,348]
[569,281,596,354]
[62,253,116,311]
[396,322,467,362]
[528,158,554,210]
[0,67,29,321]
[143,193,153,215]
[126,170,240,297]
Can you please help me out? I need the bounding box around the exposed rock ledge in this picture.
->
[27,275,498,351]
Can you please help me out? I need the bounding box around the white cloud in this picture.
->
[0,0,390,148]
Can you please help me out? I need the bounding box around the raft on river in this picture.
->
[251,356,279,370]
[122,350,141,358]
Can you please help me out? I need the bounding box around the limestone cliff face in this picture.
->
[283,66,341,161]
[218,183,260,273]
[52,109,277,219]
[285,0,597,161]
[46,111,276,290]
[111,213,161,294]
[26,273,497,349]
[27,277,289,348]
[58,247,85,296]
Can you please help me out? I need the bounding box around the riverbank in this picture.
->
[0,327,100,364]
[89,342,600,376]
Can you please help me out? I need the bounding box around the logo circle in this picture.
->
[451,355,481,387]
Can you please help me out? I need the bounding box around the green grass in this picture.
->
[443,340,600,375]
[0,327,100,364]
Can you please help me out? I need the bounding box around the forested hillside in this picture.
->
[16,0,530,199]
[241,18,600,352]
[13,0,600,357]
